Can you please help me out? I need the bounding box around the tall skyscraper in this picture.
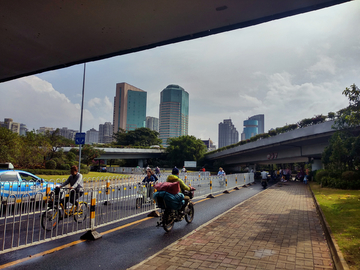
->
[159,84,189,146]
[99,122,113,144]
[241,114,264,140]
[113,82,147,133]
[218,119,239,148]
[146,116,159,132]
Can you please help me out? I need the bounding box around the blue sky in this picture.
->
[1,1,359,147]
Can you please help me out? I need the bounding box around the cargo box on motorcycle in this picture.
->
[153,191,184,210]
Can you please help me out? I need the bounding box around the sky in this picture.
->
[1,1,359,147]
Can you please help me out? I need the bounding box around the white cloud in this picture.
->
[307,55,336,77]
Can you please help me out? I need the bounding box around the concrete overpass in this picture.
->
[62,147,166,167]
[206,120,337,170]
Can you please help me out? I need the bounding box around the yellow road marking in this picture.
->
[0,240,85,269]
[0,188,242,268]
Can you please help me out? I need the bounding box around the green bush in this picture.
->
[45,160,56,169]
[315,169,329,183]
[320,175,360,189]
[341,171,360,182]
[59,164,71,171]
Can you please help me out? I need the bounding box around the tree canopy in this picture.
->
[113,127,162,147]
[322,84,360,172]
[166,135,207,168]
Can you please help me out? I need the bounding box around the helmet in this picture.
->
[172,167,179,175]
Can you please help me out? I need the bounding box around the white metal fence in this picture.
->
[0,172,254,253]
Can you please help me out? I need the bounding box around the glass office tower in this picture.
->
[113,82,147,133]
[159,84,189,146]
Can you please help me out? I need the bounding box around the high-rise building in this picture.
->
[218,119,239,148]
[241,114,264,140]
[146,116,159,132]
[86,128,99,144]
[113,82,147,133]
[99,122,113,144]
[159,84,189,146]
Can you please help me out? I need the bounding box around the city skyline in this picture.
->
[0,1,358,146]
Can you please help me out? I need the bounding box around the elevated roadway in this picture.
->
[206,120,337,169]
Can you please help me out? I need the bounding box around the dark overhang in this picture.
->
[0,0,351,83]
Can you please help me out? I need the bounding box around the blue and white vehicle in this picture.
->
[0,163,56,204]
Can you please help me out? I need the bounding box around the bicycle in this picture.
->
[41,187,88,231]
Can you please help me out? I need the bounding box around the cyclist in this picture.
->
[60,165,84,207]
[166,167,191,211]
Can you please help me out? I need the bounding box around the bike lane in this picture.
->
[0,183,264,269]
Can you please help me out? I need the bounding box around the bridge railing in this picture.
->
[0,173,254,253]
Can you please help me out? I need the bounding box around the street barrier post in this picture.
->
[80,191,102,240]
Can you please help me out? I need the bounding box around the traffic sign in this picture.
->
[75,132,86,145]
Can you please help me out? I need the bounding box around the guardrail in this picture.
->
[0,173,254,253]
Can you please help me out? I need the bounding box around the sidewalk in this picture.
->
[129,182,334,270]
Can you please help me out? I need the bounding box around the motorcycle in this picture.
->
[156,187,195,232]
[261,179,268,189]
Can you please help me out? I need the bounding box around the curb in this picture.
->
[308,184,350,270]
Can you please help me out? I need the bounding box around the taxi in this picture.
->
[0,163,55,204]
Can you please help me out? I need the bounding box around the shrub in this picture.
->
[59,164,71,171]
[341,171,360,182]
[45,160,56,169]
[315,169,329,183]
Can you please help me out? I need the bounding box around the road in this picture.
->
[0,180,271,270]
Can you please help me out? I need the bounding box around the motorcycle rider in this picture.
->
[166,167,191,211]
[261,170,268,188]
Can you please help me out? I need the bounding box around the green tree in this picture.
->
[166,135,207,168]
[0,127,21,164]
[335,84,360,129]
[75,145,105,166]
[44,129,74,159]
[19,131,51,168]
[113,127,162,147]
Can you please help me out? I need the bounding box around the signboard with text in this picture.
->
[184,161,197,168]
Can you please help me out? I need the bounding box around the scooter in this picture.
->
[135,183,155,209]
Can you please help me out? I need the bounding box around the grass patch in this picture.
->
[37,172,129,182]
[310,182,360,270]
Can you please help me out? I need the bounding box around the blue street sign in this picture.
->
[75,132,86,145]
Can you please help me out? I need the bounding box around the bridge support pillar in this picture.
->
[138,159,145,168]
[312,158,323,171]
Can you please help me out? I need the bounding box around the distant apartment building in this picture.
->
[99,122,113,144]
[202,138,216,151]
[1,118,27,135]
[218,119,239,148]
[37,127,54,134]
[146,116,159,132]
[86,128,99,144]
[58,127,78,140]
[241,114,264,140]
[159,84,189,146]
[113,82,147,133]
[20,124,28,136]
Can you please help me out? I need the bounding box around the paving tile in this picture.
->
[129,183,334,270]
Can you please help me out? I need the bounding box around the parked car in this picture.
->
[0,163,56,204]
